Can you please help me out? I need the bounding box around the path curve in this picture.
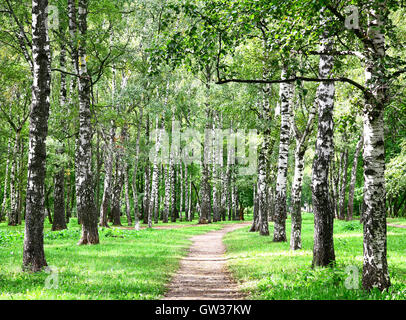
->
[163,223,250,300]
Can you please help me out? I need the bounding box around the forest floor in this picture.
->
[224,213,406,300]
[163,223,250,300]
[0,214,405,300]
[0,217,250,299]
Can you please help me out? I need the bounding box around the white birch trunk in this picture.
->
[76,0,99,245]
[361,6,390,291]
[311,31,336,267]
[274,67,293,242]
[347,136,363,220]
[23,0,51,271]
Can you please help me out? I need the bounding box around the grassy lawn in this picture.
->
[0,217,233,300]
[387,218,406,226]
[224,214,406,300]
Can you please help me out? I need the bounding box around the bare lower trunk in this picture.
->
[1,132,12,222]
[184,164,189,221]
[362,100,389,290]
[99,125,114,227]
[163,163,170,223]
[132,108,143,230]
[122,126,132,226]
[200,110,212,224]
[360,7,391,291]
[274,68,293,242]
[290,88,316,250]
[23,0,50,271]
[179,163,184,221]
[52,165,67,231]
[124,165,132,226]
[76,0,99,245]
[258,142,269,236]
[347,136,363,220]
[250,184,259,232]
[111,157,124,226]
[290,148,305,250]
[148,117,162,228]
[339,147,349,220]
[9,131,20,226]
[188,177,193,221]
[143,116,151,225]
[312,32,335,267]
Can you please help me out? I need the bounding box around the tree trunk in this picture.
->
[184,164,189,221]
[258,142,269,235]
[163,163,170,223]
[188,174,193,221]
[311,32,335,267]
[76,0,99,245]
[347,136,363,220]
[52,164,67,231]
[290,88,316,250]
[131,107,143,230]
[250,180,260,232]
[122,126,132,227]
[170,115,177,223]
[17,136,25,225]
[52,39,68,232]
[339,146,349,220]
[180,162,184,221]
[23,0,51,271]
[124,164,132,226]
[199,109,212,224]
[111,155,124,226]
[148,117,162,228]
[143,116,151,225]
[9,130,20,226]
[211,113,219,222]
[290,147,305,250]
[0,135,12,221]
[274,67,293,242]
[99,124,115,227]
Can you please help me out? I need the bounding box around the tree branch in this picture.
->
[216,76,368,94]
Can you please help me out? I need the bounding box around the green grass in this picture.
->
[224,214,406,300]
[387,218,406,226]
[0,217,233,300]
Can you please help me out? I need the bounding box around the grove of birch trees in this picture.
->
[1,0,406,293]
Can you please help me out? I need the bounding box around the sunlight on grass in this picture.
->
[224,214,406,300]
[0,218,234,300]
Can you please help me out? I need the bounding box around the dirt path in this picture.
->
[163,223,250,300]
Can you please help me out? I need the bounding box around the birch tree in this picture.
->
[290,86,317,250]
[311,31,336,267]
[76,0,99,245]
[22,0,51,271]
[274,67,293,242]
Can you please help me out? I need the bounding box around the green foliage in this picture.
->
[386,139,406,198]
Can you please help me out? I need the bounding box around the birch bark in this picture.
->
[274,68,293,242]
[361,7,390,291]
[347,136,363,220]
[23,0,51,271]
[76,0,99,245]
[312,31,336,267]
